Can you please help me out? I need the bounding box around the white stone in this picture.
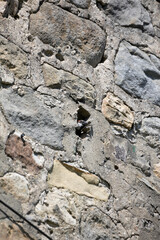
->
[0,173,29,202]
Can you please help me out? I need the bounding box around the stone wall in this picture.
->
[0,0,160,239]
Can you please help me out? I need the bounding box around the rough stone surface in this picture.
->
[0,88,63,150]
[42,65,95,105]
[0,172,29,202]
[0,35,28,79]
[42,63,61,88]
[115,41,160,106]
[102,92,134,129]
[30,3,106,67]
[0,0,160,239]
[62,75,95,106]
[140,117,160,137]
[106,0,154,34]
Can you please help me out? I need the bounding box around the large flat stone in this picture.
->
[30,3,106,67]
[48,160,110,201]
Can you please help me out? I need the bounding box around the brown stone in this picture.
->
[102,92,134,129]
[30,3,106,67]
[0,220,31,240]
[153,163,160,178]
[5,134,41,172]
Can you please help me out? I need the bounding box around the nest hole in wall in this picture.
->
[55,50,64,61]
[75,106,92,138]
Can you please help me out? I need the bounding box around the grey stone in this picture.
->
[0,150,11,177]
[80,207,112,240]
[0,65,14,85]
[0,189,22,221]
[30,3,106,67]
[70,0,91,9]
[79,105,112,172]
[140,117,160,137]
[0,88,63,150]
[115,41,160,106]
[62,77,95,106]
[106,0,154,34]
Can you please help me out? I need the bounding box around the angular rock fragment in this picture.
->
[0,172,29,202]
[30,3,106,67]
[42,63,61,88]
[62,77,95,106]
[102,92,134,129]
[115,41,160,106]
[42,65,95,105]
[48,160,110,201]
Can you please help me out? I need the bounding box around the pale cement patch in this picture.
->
[102,92,134,129]
[48,160,110,201]
[35,188,77,226]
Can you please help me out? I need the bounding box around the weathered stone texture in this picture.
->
[102,92,134,129]
[30,3,106,67]
[115,41,160,106]
[106,0,154,34]
[0,172,29,202]
[0,88,63,150]
[0,35,28,79]
[42,63,61,88]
